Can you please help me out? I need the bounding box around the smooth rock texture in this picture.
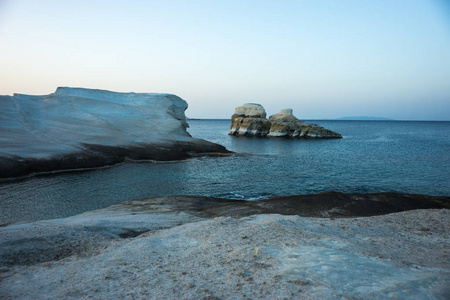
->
[0,87,230,178]
[0,193,449,299]
[232,103,267,119]
[229,104,342,138]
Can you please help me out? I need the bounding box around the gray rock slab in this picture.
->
[0,203,448,299]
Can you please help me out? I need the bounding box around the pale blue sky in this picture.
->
[1,0,449,120]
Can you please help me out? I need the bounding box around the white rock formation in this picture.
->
[229,104,342,138]
[269,108,295,120]
[0,87,229,177]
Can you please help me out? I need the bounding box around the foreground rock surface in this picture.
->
[1,192,449,299]
[229,103,342,138]
[0,87,230,178]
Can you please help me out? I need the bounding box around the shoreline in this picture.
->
[0,139,232,179]
[0,151,235,184]
[99,192,450,221]
[1,191,449,226]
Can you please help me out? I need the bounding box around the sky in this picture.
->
[1,0,449,120]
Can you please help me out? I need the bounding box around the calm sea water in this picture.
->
[1,119,449,224]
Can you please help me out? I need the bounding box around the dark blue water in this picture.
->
[0,120,449,224]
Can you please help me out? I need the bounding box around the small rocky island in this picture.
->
[229,103,342,138]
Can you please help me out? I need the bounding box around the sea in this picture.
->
[0,119,449,224]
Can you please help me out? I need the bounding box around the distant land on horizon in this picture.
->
[334,116,395,121]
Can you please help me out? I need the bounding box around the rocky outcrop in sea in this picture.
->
[229,103,342,138]
[0,87,230,178]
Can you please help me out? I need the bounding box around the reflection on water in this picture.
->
[0,120,449,224]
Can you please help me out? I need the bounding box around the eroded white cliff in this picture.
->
[0,87,229,177]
